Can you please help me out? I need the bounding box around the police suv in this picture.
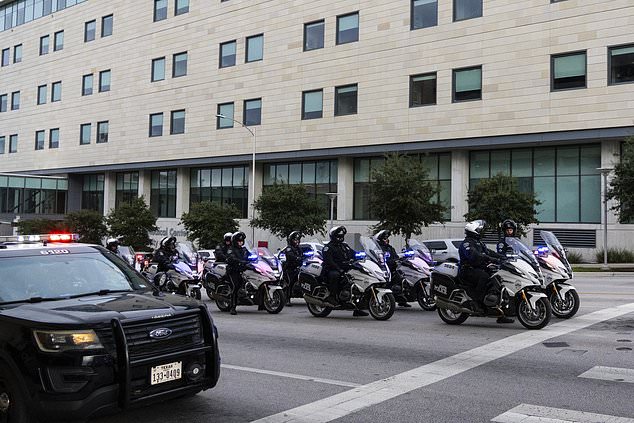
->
[0,234,220,422]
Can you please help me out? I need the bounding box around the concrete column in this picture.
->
[451,150,469,223]
[176,167,190,218]
[66,174,83,212]
[138,170,152,206]
[336,157,354,221]
[103,171,116,215]
[601,140,620,225]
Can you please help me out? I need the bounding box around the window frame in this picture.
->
[170,109,186,135]
[39,35,49,55]
[334,84,358,116]
[9,134,18,154]
[303,20,325,52]
[51,81,62,102]
[49,128,60,149]
[11,91,20,110]
[153,0,168,22]
[409,72,438,107]
[149,113,164,137]
[608,43,634,86]
[302,89,324,120]
[82,74,93,96]
[217,103,235,129]
[245,34,264,63]
[37,85,47,105]
[80,123,91,145]
[35,130,45,151]
[151,57,166,82]
[97,121,109,143]
[243,98,262,126]
[99,69,111,92]
[219,40,237,68]
[101,14,113,37]
[172,51,188,78]
[453,0,483,22]
[452,65,482,102]
[13,44,22,63]
[84,19,96,42]
[551,50,587,92]
[53,30,64,51]
[175,0,189,16]
[1,48,9,66]
[411,0,438,30]
[336,12,359,45]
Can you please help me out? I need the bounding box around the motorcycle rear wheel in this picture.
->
[550,289,579,319]
[416,282,437,311]
[191,288,202,301]
[215,298,231,312]
[517,297,551,329]
[437,307,469,325]
[263,290,285,314]
[307,302,332,317]
[368,293,396,321]
[205,288,214,301]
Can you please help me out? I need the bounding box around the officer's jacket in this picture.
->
[458,236,504,269]
[322,241,355,273]
[283,245,303,270]
[226,246,250,272]
[214,243,230,263]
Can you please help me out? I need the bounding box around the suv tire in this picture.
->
[0,363,35,423]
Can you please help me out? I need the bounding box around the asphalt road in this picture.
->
[92,274,634,423]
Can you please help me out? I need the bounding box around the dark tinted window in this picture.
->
[423,241,447,250]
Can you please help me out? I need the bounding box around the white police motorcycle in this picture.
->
[144,257,203,300]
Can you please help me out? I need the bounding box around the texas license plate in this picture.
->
[150,361,182,385]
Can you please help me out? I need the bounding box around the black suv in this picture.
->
[0,235,220,422]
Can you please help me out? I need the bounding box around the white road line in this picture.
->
[251,302,634,423]
[491,403,634,423]
[579,366,634,384]
[221,364,361,388]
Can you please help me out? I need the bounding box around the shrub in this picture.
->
[565,251,584,264]
[595,248,634,263]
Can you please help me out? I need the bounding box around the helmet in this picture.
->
[223,232,233,243]
[465,220,486,239]
[106,238,119,252]
[374,230,391,245]
[329,226,347,243]
[231,231,246,247]
[287,231,301,245]
[160,236,177,251]
[501,219,517,236]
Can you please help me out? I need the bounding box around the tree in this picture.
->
[251,184,327,239]
[608,136,634,223]
[465,174,540,236]
[105,196,158,250]
[16,218,65,235]
[370,153,447,242]
[64,209,108,244]
[180,201,240,249]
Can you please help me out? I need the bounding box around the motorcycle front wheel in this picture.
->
[517,297,552,329]
[416,282,437,311]
[190,288,202,301]
[263,289,285,314]
[437,307,469,325]
[550,289,579,319]
[307,302,332,317]
[368,292,396,321]
[215,298,231,312]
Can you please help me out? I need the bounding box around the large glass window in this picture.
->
[151,57,165,82]
[116,172,139,208]
[302,90,323,120]
[335,84,358,116]
[154,0,167,22]
[37,85,47,105]
[80,123,91,145]
[151,170,177,218]
[99,69,111,92]
[35,130,45,150]
[217,103,234,129]
[337,12,359,45]
[246,34,263,63]
[175,0,189,16]
[609,44,634,85]
[39,35,49,55]
[0,176,67,215]
[172,52,187,77]
[97,121,109,143]
[101,14,113,37]
[170,110,185,134]
[49,128,59,148]
[243,98,261,126]
[51,81,61,102]
[263,160,337,218]
[149,113,163,137]
[453,66,481,102]
[411,0,437,30]
[469,145,601,223]
[410,73,437,106]
[219,40,236,68]
[552,51,586,91]
[84,19,96,42]
[190,166,248,218]
[82,74,93,96]
[454,0,482,22]
[304,20,324,51]
[82,174,104,213]
[53,30,63,51]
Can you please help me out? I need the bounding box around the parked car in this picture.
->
[420,239,462,264]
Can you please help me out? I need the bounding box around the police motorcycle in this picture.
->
[144,252,203,300]
[299,236,396,321]
[176,241,199,272]
[205,244,286,314]
[392,240,436,311]
[278,242,324,301]
[534,231,579,319]
[431,244,552,330]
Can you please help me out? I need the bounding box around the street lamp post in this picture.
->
[597,167,613,270]
[216,114,256,241]
[325,193,338,230]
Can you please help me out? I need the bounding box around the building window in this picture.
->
[9,134,18,153]
[1,48,9,66]
[151,57,165,81]
[51,81,62,102]
[219,41,236,68]
[154,0,167,22]
[0,176,68,215]
[453,0,482,22]
[81,174,105,213]
[116,172,139,208]
[80,123,91,145]
[170,110,185,134]
[53,30,64,51]
[243,99,262,126]
[263,160,338,219]
[175,0,189,16]
[84,20,96,42]
[302,90,323,120]
[552,51,586,91]
[217,103,234,129]
[11,91,20,110]
[0,137,4,154]
[97,121,109,143]
[172,52,187,77]
[246,34,263,63]
[608,44,634,85]
[410,73,437,107]
[99,69,111,92]
[35,130,45,150]
[335,84,358,116]
[411,0,438,30]
[453,66,481,102]
[40,35,49,55]
[304,20,325,51]
[101,14,113,37]
[82,74,93,96]
[13,44,22,63]
[149,113,163,137]
[49,128,59,149]
[190,166,248,218]
[151,170,177,218]
[337,12,359,45]
[469,145,601,223]
[37,85,47,105]
[0,94,7,112]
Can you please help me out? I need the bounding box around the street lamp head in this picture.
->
[215,114,226,119]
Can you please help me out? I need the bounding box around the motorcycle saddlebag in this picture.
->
[430,272,457,300]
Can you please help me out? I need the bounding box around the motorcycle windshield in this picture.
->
[360,236,387,269]
[258,247,280,270]
[173,260,193,277]
[176,242,198,267]
[539,231,571,273]
[505,237,543,279]
[407,240,434,264]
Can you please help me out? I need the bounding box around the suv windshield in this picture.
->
[0,251,148,304]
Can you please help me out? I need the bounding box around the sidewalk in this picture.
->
[573,263,634,277]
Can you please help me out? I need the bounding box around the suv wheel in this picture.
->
[0,364,33,423]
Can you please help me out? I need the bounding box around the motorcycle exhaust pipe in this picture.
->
[303,294,327,307]
[435,298,472,314]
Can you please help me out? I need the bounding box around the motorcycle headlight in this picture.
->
[34,329,104,353]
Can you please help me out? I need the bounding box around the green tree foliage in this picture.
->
[608,136,634,223]
[370,153,447,241]
[251,184,327,239]
[180,201,240,249]
[465,174,540,236]
[105,197,158,250]
[16,218,65,235]
[64,209,108,244]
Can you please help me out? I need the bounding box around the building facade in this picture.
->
[1,0,633,254]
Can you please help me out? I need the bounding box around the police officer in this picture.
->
[282,231,303,306]
[226,231,250,315]
[322,226,369,317]
[458,220,513,324]
[154,236,177,273]
[215,232,233,263]
[496,219,518,255]
[106,238,120,255]
[375,230,410,308]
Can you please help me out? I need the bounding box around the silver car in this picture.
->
[421,239,462,264]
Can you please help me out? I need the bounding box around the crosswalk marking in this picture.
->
[221,364,361,388]
[579,366,634,384]
[491,404,634,423]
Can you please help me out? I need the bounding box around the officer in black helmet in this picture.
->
[282,231,302,306]
[226,231,250,315]
[496,219,518,256]
[106,238,120,255]
[153,236,177,273]
[375,230,410,308]
[215,232,233,263]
